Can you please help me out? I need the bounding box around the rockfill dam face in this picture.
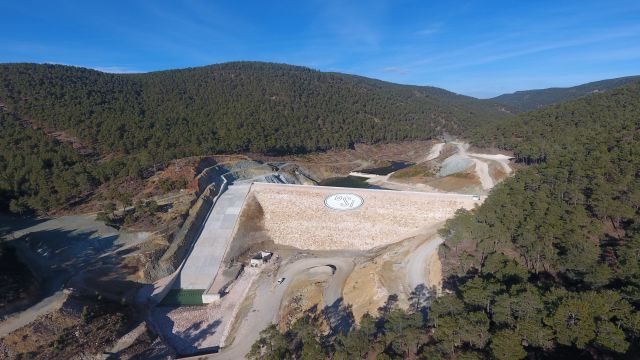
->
[243,183,481,251]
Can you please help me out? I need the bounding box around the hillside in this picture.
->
[436,80,640,358]
[252,82,640,359]
[0,111,94,213]
[0,62,508,157]
[0,62,510,213]
[491,75,640,112]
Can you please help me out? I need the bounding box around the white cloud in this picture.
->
[381,66,409,75]
[415,22,443,36]
[311,0,386,48]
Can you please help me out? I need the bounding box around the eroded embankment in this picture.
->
[342,223,445,321]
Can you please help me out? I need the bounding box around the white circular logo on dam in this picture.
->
[324,193,364,211]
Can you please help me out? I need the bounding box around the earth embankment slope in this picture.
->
[246,183,481,250]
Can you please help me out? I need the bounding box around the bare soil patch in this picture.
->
[0,295,134,360]
[251,141,437,179]
[427,171,482,193]
[278,266,332,330]
[488,161,508,182]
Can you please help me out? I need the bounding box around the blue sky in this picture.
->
[1,1,639,97]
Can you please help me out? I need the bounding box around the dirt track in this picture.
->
[406,235,444,290]
[450,142,513,191]
[208,255,354,360]
[0,214,150,338]
[0,290,67,337]
[472,158,493,189]
[425,142,445,161]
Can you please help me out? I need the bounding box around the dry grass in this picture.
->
[390,162,436,180]
[427,172,481,193]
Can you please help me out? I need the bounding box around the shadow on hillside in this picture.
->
[0,213,48,238]
[9,227,143,303]
[150,306,223,356]
[320,285,437,338]
[322,298,356,335]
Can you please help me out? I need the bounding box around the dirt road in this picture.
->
[406,236,444,291]
[348,171,392,183]
[208,256,354,360]
[425,142,445,161]
[471,158,493,189]
[347,171,440,192]
[451,142,503,191]
[0,290,67,337]
[468,153,513,174]
[0,214,150,337]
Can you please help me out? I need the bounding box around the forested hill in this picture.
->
[0,62,507,158]
[250,81,640,359]
[0,61,509,213]
[436,81,640,357]
[491,75,640,112]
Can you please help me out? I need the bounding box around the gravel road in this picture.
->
[406,236,444,290]
[471,158,493,189]
[203,256,354,360]
[468,153,513,174]
[0,214,150,337]
[451,142,511,191]
[425,142,445,161]
[0,290,67,337]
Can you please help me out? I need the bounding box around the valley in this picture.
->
[0,138,513,358]
[140,141,511,358]
[0,61,638,359]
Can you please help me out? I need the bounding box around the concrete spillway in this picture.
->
[175,183,251,290]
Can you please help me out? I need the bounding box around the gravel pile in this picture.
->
[438,154,474,177]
